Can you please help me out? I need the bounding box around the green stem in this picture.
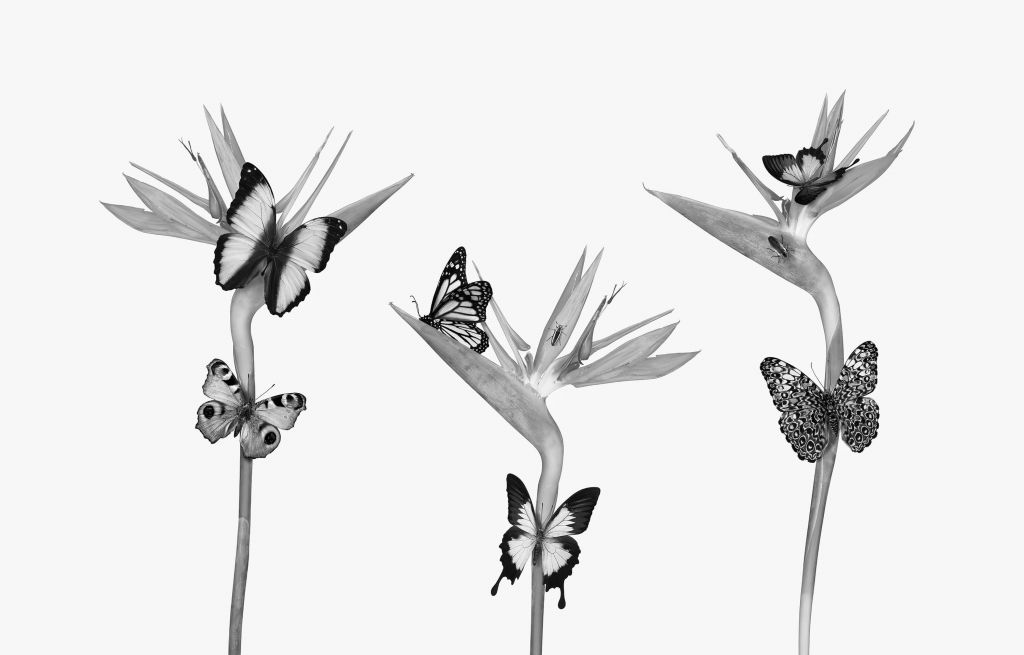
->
[228,282,263,655]
[530,437,563,655]
[799,271,844,655]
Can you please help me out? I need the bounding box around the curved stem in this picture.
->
[799,270,844,655]
[530,438,564,655]
[228,282,263,655]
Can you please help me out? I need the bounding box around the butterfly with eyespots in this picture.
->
[762,139,857,205]
[760,341,880,463]
[490,473,601,609]
[195,359,306,459]
[414,246,493,353]
[215,163,347,316]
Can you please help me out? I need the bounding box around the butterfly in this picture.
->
[490,473,601,609]
[414,246,493,353]
[214,163,347,316]
[762,139,856,205]
[195,358,307,459]
[759,341,880,463]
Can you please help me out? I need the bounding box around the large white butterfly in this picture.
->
[761,139,857,205]
[490,473,601,609]
[214,163,347,316]
[760,341,879,462]
[415,246,493,353]
[195,358,306,459]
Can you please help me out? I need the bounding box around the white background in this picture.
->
[2,2,1021,654]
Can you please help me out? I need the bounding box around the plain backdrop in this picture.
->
[2,2,1021,654]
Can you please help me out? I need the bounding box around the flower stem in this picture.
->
[530,440,563,655]
[228,282,263,655]
[799,271,844,655]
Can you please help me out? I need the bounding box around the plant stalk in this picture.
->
[798,270,844,655]
[228,282,263,655]
[530,439,564,655]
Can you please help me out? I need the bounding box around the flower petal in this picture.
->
[532,250,602,378]
[810,95,829,147]
[277,128,334,222]
[204,106,243,196]
[124,175,225,242]
[196,153,227,223]
[130,162,207,210]
[560,322,677,386]
[220,106,245,165]
[280,131,352,235]
[822,92,846,171]
[812,123,913,215]
[591,308,674,352]
[481,323,521,376]
[836,111,888,170]
[473,262,531,353]
[101,202,214,243]
[393,304,559,452]
[716,134,783,221]
[570,352,699,387]
[327,173,414,237]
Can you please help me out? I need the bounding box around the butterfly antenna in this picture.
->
[608,282,627,305]
[179,138,197,162]
[410,295,421,316]
[256,383,276,401]
[810,362,824,387]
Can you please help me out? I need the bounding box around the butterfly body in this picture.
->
[214,163,347,316]
[417,247,493,353]
[195,359,307,459]
[760,341,879,462]
[762,139,853,205]
[491,474,600,609]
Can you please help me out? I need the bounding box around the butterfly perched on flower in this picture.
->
[762,139,857,205]
[490,473,600,609]
[195,359,307,459]
[760,341,880,462]
[215,163,347,316]
[413,246,493,353]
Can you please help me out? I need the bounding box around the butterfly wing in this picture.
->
[202,359,245,404]
[432,319,489,353]
[491,474,539,596]
[833,341,880,452]
[237,416,282,459]
[215,163,277,290]
[431,282,493,323]
[255,393,307,430]
[760,357,831,462]
[196,400,237,444]
[264,217,347,316]
[429,247,469,313]
[538,486,600,609]
[763,153,808,185]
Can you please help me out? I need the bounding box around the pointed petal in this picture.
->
[473,261,530,376]
[532,250,602,377]
[130,162,207,208]
[591,309,674,352]
[837,111,888,170]
[124,175,225,242]
[325,173,413,238]
[812,124,913,215]
[220,106,245,165]
[277,128,334,222]
[561,322,677,386]
[822,92,846,171]
[538,248,586,347]
[811,95,829,146]
[481,323,521,376]
[196,154,227,222]
[553,298,607,378]
[393,304,559,452]
[280,131,352,234]
[716,134,783,220]
[646,186,826,292]
[101,202,214,243]
[570,351,699,387]
[204,106,242,196]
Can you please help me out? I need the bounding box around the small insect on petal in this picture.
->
[767,235,790,261]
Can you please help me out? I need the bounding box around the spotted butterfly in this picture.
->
[215,163,347,316]
[490,473,601,609]
[760,341,880,462]
[195,359,307,459]
[762,139,856,205]
[415,246,493,353]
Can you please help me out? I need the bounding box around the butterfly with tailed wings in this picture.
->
[490,473,600,609]
[760,341,879,462]
[762,138,858,205]
[215,163,347,316]
[414,246,493,353]
[195,359,306,459]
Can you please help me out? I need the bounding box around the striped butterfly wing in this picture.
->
[215,163,277,290]
[492,473,540,597]
[420,247,493,353]
[429,246,470,313]
[760,357,831,462]
[255,393,307,430]
[538,486,600,609]
[264,217,347,316]
[833,341,880,453]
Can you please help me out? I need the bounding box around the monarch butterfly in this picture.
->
[413,247,493,353]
